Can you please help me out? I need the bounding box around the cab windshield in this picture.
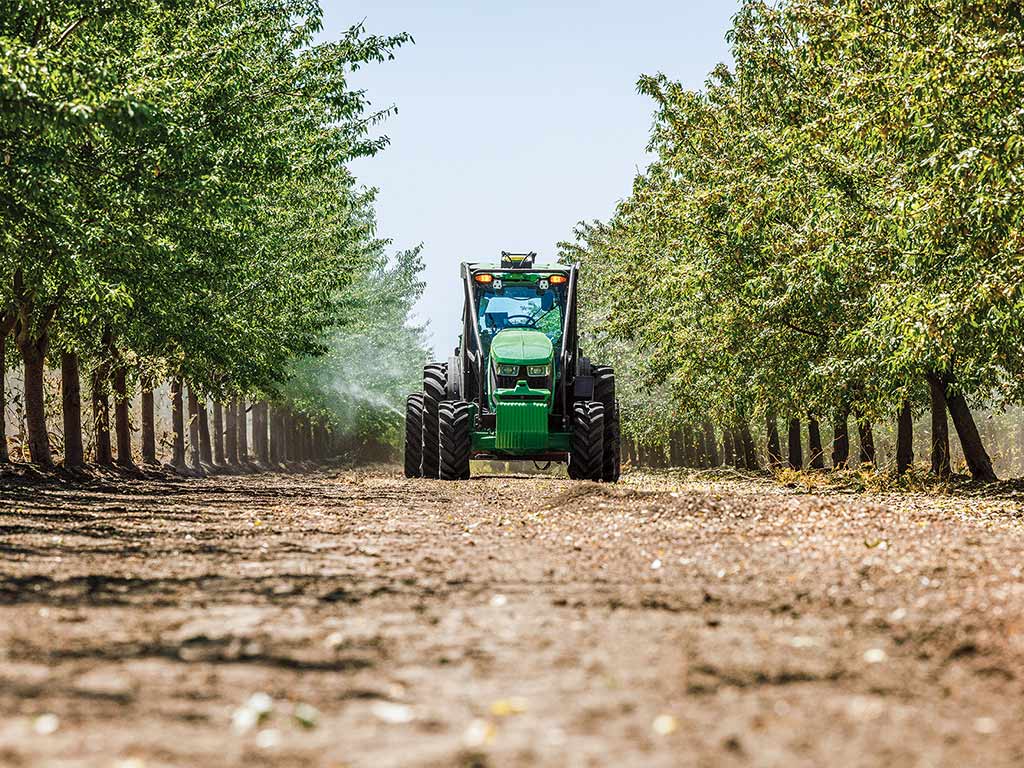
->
[477,281,566,351]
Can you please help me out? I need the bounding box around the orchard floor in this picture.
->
[2,466,1024,768]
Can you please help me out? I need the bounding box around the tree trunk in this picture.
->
[0,332,8,463]
[943,376,997,482]
[832,410,850,469]
[170,378,186,471]
[256,402,270,464]
[187,387,202,472]
[896,401,914,476]
[723,427,736,467]
[197,395,212,465]
[807,415,825,469]
[61,352,84,467]
[237,397,249,463]
[141,386,157,465]
[269,406,282,464]
[114,367,132,466]
[766,412,782,467]
[682,425,695,467]
[927,373,951,477]
[856,415,876,467]
[212,401,225,466]
[225,398,239,465]
[703,421,719,467]
[18,330,52,466]
[91,366,113,466]
[740,422,758,470]
[787,418,803,469]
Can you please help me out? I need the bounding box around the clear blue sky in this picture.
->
[321,1,738,356]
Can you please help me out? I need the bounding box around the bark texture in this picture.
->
[787,418,803,470]
[171,379,186,471]
[141,387,157,465]
[61,352,84,467]
[225,398,238,466]
[91,366,113,466]
[896,401,914,476]
[832,410,850,469]
[212,401,225,466]
[114,367,132,466]
[766,413,782,467]
[927,373,951,478]
[942,375,997,482]
[807,416,825,470]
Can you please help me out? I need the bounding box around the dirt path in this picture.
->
[1,468,1023,767]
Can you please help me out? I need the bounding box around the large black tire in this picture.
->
[421,363,447,479]
[439,401,472,481]
[568,401,604,481]
[604,400,621,482]
[592,366,620,482]
[404,393,424,478]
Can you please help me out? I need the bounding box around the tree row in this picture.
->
[562,0,1023,482]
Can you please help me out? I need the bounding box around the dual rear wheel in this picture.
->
[405,363,470,481]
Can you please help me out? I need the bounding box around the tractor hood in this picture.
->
[489,329,554,366]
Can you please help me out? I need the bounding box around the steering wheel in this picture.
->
[504,314,539,328]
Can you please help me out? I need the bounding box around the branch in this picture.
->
[52,15,89,50]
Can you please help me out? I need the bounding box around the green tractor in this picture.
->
[404,252,620,482]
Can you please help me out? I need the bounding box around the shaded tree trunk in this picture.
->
[682,425,696,467]
[114,367,132,467]
[856,415,876,467]
[927,373,951,478]
[18,329,52,466]
[225,398,239,466]
[832,409,850,469]
[942,375,997,482]
[722,427,736,467]
[141,386,157,465]
[766,412,782,467]
[0,330,8,463]
[896,401,914,476]
[187,387,202,472]
[198,396,212,465]
[237,397,249,463]
[256,402,270,464]
[787,418,803,469]
[269,406,283,465]
[740,422,758,470]
[212,401,225,466]
[703,421,720,467]
[170,379,186,471]
[92,366,113,466]
[807,415,825,470]
[61,352,84,468]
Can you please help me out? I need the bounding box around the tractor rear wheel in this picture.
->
[404,393,424,478]
[593,366,620,482]
[422,363,447,479]
[603,400,621,482]
[439,401,472,481]
[568,401,604,481]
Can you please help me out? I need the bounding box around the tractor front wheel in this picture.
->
[568,401,604,481]
[404,393,424,478]
[438,401,472,481]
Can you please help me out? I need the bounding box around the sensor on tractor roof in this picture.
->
[501,252,537,269]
